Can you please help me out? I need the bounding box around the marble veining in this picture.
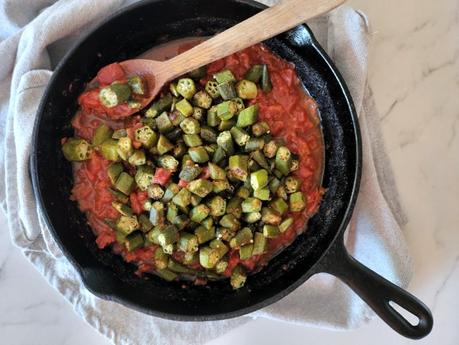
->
[1,0,458,344]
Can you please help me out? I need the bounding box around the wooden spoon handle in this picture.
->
[158,0,344,80]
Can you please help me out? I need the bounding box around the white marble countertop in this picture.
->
[1,0,458,344]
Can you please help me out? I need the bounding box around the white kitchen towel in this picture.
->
[0,0,413,344]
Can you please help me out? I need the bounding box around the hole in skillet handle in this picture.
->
[314,234,433,339]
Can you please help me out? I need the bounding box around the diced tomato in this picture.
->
[78,89,104,114]
[178,179,188,188]
[96,231,115,249]
[153,168,172,186]
[130,191,149,215]
[97,63,125,85]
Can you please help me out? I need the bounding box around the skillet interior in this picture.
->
[32,0,360,320]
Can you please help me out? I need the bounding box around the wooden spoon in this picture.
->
[120,0,345,114]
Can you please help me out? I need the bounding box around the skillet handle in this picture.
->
[316,237,433,339]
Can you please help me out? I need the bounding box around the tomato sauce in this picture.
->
[71,40,324,278]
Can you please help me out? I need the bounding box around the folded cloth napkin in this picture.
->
[0,0,413,344]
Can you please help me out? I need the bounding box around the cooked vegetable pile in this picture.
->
[62,65,307,289]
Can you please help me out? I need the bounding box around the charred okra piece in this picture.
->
[205,81,220,99]
[245,64,263,83]
[157,155,179,171]
[128,150,146,166]
[200,126,217,143]
[212,180,230,193]
[112,201,133,216]
[244,212,261,223]
[179,163,202,182]
[199,247,220,269]
[154,247,169,269]
[192,90,213,109]
[139,214,153,232]
[99,83,131,108]
[157,225,179,247]
[188,146,210,163]
[147,184,164,200]
[180,118,201,134]
[149,201,165,225]
[216,101,238,121]
[226,197,243,218]
[251,121,270,137]
[251,150,270,170]
[261,207,282,225]
[128,75,146,95]
[172,188,191,207]
[208,162,226,180]
[125,231,144,251]
[117,136,133,160]
[284,176,301,193]
[155,112,174,133]
[217,131,235,155]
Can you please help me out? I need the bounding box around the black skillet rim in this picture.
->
[31,0,362,320]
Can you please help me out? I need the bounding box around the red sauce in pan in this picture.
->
[71,40,324,277]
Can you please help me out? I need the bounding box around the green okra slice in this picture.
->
[263,139,281,158]
[112,128,127,139]
[241,197,262,213]
[226,197,243,219]
[236,80,258,99]
[214,69,236,83]
[284,176,301,193]
[154,247,169,269]
[253,188,270,201]
[239,243,253,260]
[212,146,226,164]
[180,117,201,134]
[212,180,230,193]
[99,139,119,161]
[190,204,210,223]
[250,150,270,170]
[261,64,272,93]
[155,111,174,133]
[192,90,213,109]
[166,203,179,223]
[149,201,165,225]
[236,186,251,199]
[172,188,191,207]
[168,110,185,126]
[162,183,180,202]
[219,214,240,232]
[112,201,133,216]
[192,106,205,121]
[261,207,282,225]
[172,214,190,231]
[195,225,216,244]
[289,191,306,212]
[188,146,210,163]
[199,247,220,269]
[230,127,250,146]
[108,188,129,204]
[236,104,259,128]
[244,138,265,152]
[125,231,144,251]
[99,83,131,108]
[251,121,270,137]
[116,215,139,235]
[139,213,153,232]
[179,163,202,182]
[250,169,268,190]
[229,227,253,248]
[230,265,247,289]
[183,134,203,147]
[128,150,146,166]
[228,155,249,182]
[183,251,199,265]
[245,64,263,83]
[275,146,293,175]
[216,100,238,121]
[218,119,236,131]
[116,137,133,160]
[116,172,136,195]
[269,177,281,194]
[157,155,179,171]
[168,260,195,274]
[248,158,261,173]
[279,217,294,233]
[176,98,194,117]
[215,259,229,274]
[208,196,226,216]
[155,268,178,281]
[252,232,268,255]
[276,185,288,200]
[176,78,196,99]
[128,75,146,95]
[107,162,124,185]
[200,126,218,143]
[92,124,113,146]
[217,81,237,100]
[205,81,220,99]
[201,217,214,230]
[209,239,229,256]
[206,106,221,127]
[208,162,226,180]
[187,179,213,198]
[173,141,187,158]
[158,225,179,247]
[216,131,235,155]
[134,165,154,191]
[156,134,174,155]
[270,197,289,215]
[263,224,280,238]
[216,227,236,241]
[145,93,173,118]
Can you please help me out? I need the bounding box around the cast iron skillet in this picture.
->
[31,0,433,339]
